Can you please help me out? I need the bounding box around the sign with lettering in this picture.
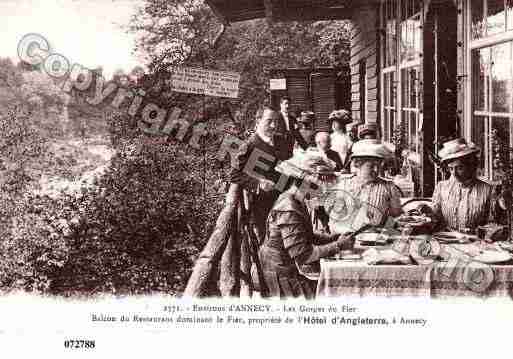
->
[169,67,240,98]
[270,78,286,90]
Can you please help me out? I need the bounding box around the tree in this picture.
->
[128,0,351,125]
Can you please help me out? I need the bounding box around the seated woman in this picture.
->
[326,139,403,233]
[430,138,507,233]
[258,154,355,299]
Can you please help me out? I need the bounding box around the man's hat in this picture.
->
[438,138,481,163]
[298,111,316,123]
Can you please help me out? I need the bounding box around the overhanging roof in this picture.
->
[205,0,371,24]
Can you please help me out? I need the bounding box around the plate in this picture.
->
[362,248,412,265]
[433,231,470,243]
[499,242,513,252]
[339,253,362,261]
[473,250,512,264]
[356,232,388,245]
[396,215,432,227]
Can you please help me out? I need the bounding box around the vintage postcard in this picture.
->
[1,0,513,357]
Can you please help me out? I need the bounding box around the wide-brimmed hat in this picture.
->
[438,138,481,163]
[275,150,336,179]
[328,109,352,126]
[298,111,316,123]
[350,139,392,160]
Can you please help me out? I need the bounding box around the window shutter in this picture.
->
[311,72,336,131]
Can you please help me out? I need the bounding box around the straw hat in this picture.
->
[350,139,392,160]
[438,138,481,163]
[275,150,337,180]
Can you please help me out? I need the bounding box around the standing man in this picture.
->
[276,97,308,158]
[230,106,289,240]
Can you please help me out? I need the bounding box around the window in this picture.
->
[401,66,421,153]
[472,0,513,39]
[381,0,421,154]
[399,0,421,62]
[470,0,513,180]
[384,0,397,68]
[383,71,396,142]
[382,0,397,143]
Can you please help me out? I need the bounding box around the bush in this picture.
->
[0,102,227,296]
[48,139,222,296]
[0,107,69,293]
[0,194,71,292]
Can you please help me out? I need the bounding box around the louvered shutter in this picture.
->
[311,72,336,132]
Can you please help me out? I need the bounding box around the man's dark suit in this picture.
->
[325,149,344,172]
[230,133,288,241]
[275,112,308,159]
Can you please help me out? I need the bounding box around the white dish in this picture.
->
[338,253,362,261]
[433,231,468,243]
[473,250,512,264]
[498,242,513,252]
[396,215,432,227]
[356,232,388,244]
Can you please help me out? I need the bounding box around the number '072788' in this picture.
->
[63,340,95,349]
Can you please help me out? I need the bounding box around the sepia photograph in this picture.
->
[1,0,513,356]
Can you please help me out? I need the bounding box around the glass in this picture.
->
[383,71,396,142]
[401,66,420,109]
[384,73,390,106]
[384,110,390,141]
[390,111,397,142]
[507,0,513,30]
[399,0,421,62]
[384,110,397,143]
[487,0,506,36]
[472,0,486,39]
[387,72,396,106]
[409,111,418,152]
[472,48,490,111]
[471,115,487,175]
[401,68,409,106]
[490,42,512,113]
[491,116,512,180]
[409,67,419,108]
[385,0,397,67]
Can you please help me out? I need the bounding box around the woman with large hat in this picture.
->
[328,109,353,170]
[430,138,506,232]
[257,152,355,299]
[326,139,403,234]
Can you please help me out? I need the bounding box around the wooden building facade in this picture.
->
[206,0,513,196]
[268,67,351,130]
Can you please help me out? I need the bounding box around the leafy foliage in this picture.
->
[129,0,351,125]
[0,0,352,296]
[47,140,222,296]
